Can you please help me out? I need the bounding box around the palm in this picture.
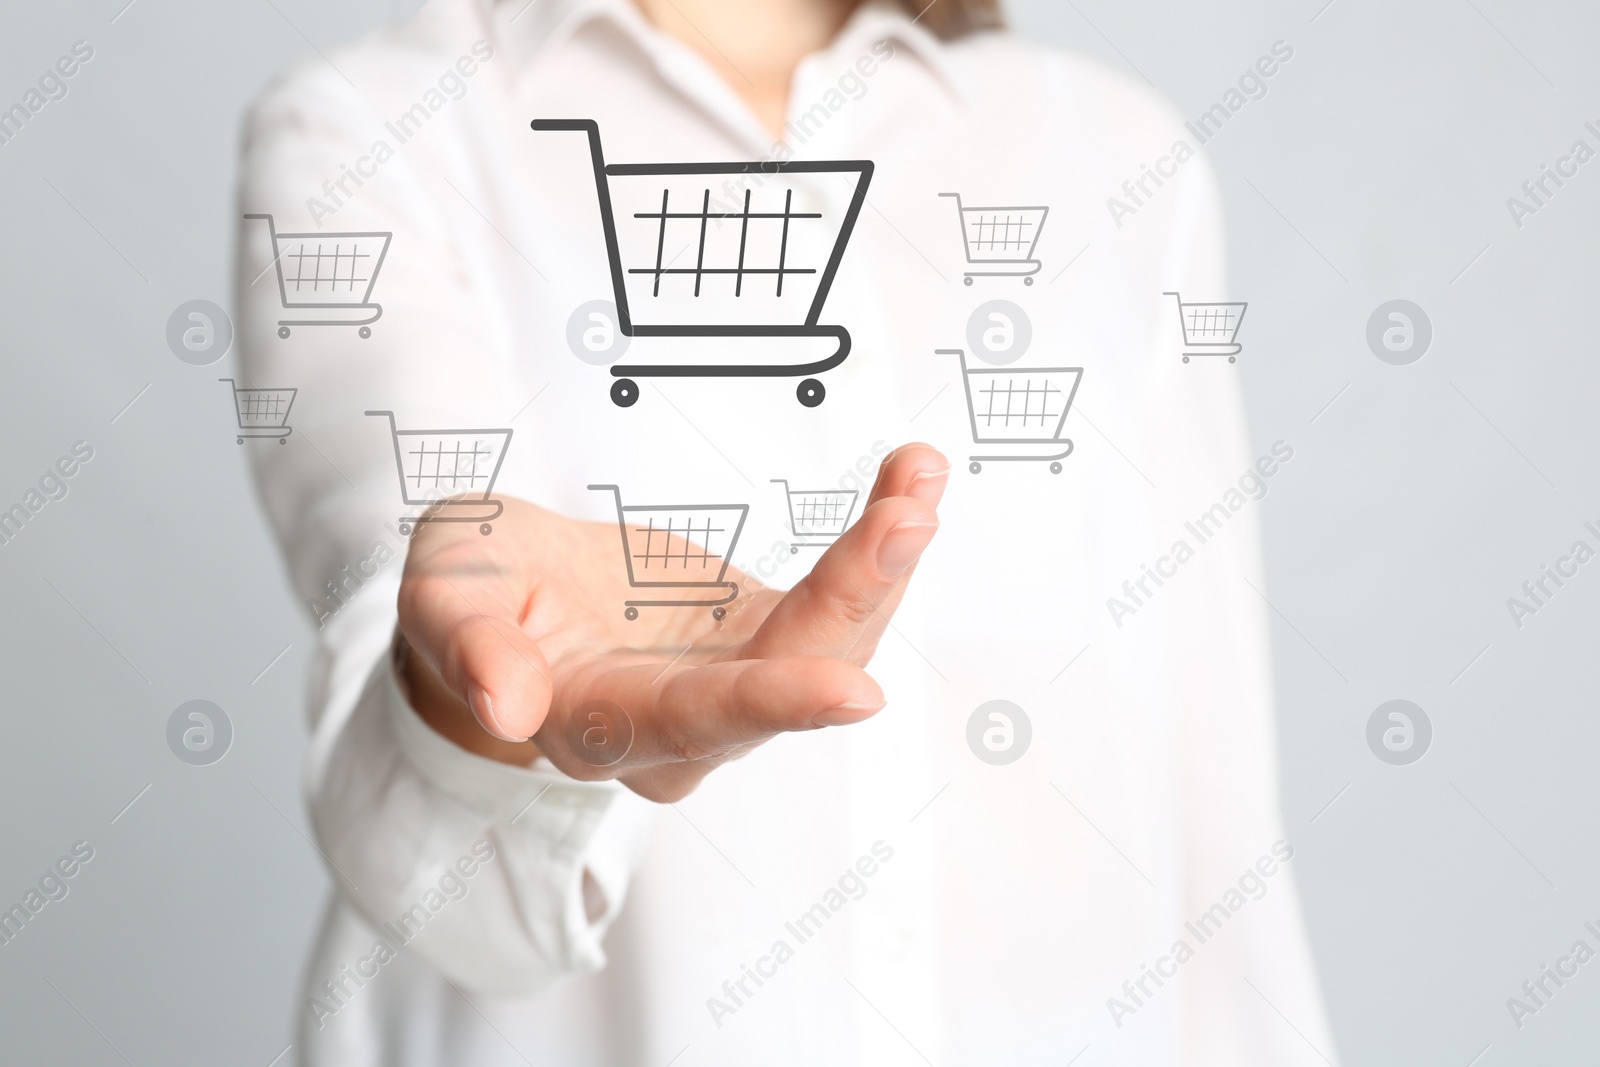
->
[517,508,772,653]
[397,444,947,801]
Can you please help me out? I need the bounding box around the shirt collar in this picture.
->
[488,0,968,106]
[833,0,968,104]
[489,0,649,71]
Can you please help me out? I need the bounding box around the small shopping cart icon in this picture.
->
[533,119,872,409]
[246,213,391,339]
[946,349,1081,474]
[939,192,1048,286]
[219,378,295,444]
[366,411,511,536]
[590,485,748,621]
[1164,291,1247,362]
[771,479,858,554]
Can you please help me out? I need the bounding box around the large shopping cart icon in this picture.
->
[219,378,295,444]
[366,411,512,536]
[246,213,392,339]
[534,119,872,409]
[771,479,858,553]
[945,348,1081,474]
[939,192,1048,286]
[1164,291,1247,362]
[590,485,748,621]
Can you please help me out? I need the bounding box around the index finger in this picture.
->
[396,516,555,742]
[740,442,949,663]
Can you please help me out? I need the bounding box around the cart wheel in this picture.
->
[712,607,727,621]
[1050,461,1063,474]
[797,379,825,407]
[969,461,982,474]
[277,326,290,339]
[611,379,639,407]
[399,522,412,537]
[278,438,286,445]
[236,437,243,445]
[479,523,492,535]
[963,277,974,286]
[1228,356,1236,363]
[1024,277,1034,286]
[625,607,639,621]
[790,546,798,555]
[1182,355,1190,363]
[359,326,371,339]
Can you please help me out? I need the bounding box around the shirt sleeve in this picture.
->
[233,58,657,996]
[1150,157,1339,1065]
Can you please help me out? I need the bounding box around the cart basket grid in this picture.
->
[952,351,1082,443]
[1164,291,1247,345]
[220,379,296,429]
[532,120,872,334]
[940,193,1048,261]
[246,214,392,309]
[591,485,748,588]
[772,479,858,537]
[366,411,511,505]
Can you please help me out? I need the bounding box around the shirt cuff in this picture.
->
[384,643,617,820]
[381,645,647,983]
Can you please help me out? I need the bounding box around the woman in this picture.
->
[236,0,1336,1063]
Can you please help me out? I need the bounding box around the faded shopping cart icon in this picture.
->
[1164,291,1247,362]
[365,411,511,536]
[245,213,391,339]
[219,378,295,444]
[946,348,1081,474]
[533,119,872,409]
[771,479,858,553]
[590,485,748,621]
[939,192,1048,286]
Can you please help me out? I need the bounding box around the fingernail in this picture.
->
[877,520,938,577]
[906,465,950,507]
[469,683,526,743]
[812,701,884,727]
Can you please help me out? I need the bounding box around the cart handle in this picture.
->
[533,120,632,335]
[365,411,408,498]
[243,213,277,241]
[587,485,631,565]
[936,347,970,375]
[587,484,624,510]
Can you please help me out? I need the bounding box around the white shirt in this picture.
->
[234,1,1337,1063]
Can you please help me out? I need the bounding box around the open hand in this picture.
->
[395,444,948,802]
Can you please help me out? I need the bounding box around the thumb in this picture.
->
[396,532,553,742]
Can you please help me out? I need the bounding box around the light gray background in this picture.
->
[1,1,1595,1064]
